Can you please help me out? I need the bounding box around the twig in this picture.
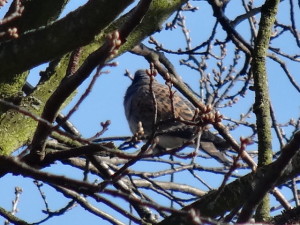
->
[30,0,153,161]
[51,185,127,225]
[238,131,300,222]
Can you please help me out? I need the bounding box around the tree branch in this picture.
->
[159,131,300,224]
[249,0,280,221]
[29,0,153,160]
[0,0,133,76]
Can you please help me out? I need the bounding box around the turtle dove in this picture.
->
[124,69,231,164]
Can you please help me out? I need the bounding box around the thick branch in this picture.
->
[0,0,133,76]
[250,0,280,221]
[0,0,188,155]
[1,0,69,34]
[159,131,300,224]
[238,131,300,222]
[29,0,152,159]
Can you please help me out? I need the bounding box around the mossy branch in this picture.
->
[0,0,187,155]
[251,0,280,221]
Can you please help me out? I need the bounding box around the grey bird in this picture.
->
[124,69,231,164]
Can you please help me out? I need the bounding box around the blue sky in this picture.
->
[0,0,299,224]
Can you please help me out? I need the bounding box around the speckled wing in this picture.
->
[124,70,231,164]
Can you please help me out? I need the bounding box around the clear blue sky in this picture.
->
[0,0,299,224]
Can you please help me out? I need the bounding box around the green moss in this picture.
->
[0,0,188,155]
[0,55,70,155]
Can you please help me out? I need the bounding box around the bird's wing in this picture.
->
[200,141,232,165]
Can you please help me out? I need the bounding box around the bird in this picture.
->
[124,69,231,165]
